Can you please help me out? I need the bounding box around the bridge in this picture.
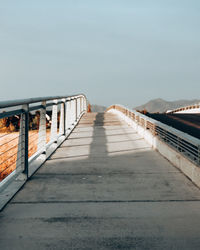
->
[167,103,200,114]
[0,95,200,249]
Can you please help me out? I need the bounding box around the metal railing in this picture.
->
[0,94,87,190]
[107,105,200,166]
[167,103,200,114]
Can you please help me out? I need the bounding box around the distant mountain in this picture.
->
[135,98,200,113]
[91,104,106,112]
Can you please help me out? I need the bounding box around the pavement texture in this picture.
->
[1,112,200,249]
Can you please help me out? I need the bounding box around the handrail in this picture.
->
[0,94,88,196]
[0,94,86,109]
[107,104,200,166]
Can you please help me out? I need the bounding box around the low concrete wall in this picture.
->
[108,109,200,188]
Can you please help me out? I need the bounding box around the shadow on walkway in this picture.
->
[1,112,200,250]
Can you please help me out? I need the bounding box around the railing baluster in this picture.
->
[72,99,75,125]
[75,98,77,122]
[80,96,83,114]
[78,97,80,117]
[65,100,70,133]
[85,97,87,112]
[73,98,76,123]
[71,99,74,125]
[16,104,29,178]
[38,101,46,154]
[63,99,66,136]
[59,99,65,135]
[76,98,79,119]
[16,112,25,175]
[50,99,58,142]
[68,99,72,128]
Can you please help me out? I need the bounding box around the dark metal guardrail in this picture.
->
[107,105,200,166]
[0,94,87,192]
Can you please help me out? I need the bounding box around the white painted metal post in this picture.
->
[38,101,46,153]
[80,97,82,114]
[84,97,87,112]
[80,97,83,114]
[16,113,26,174]
[82,97,84,112]
[70,99,73,125]
[50,99,58,142]
[16,104,29,178]
[75,98,77,122]
[80,97,82,115]
[71,99,74,126]
[73,99,76,124]
[77,97,80,118]
[59,99,65,135]
[77,97,79,118]
[70,99,74,125]
[65,100,71,133]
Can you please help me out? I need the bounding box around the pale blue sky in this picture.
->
[0,0,200,107]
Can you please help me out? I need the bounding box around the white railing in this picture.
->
[0,94,87,193]
[107,105,200,166]
[167,103,200,114]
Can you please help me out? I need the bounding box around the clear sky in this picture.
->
[0,0,199,107]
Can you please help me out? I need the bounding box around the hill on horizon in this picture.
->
[135,98,200,113]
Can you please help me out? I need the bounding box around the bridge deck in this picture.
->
[1,112,200,249]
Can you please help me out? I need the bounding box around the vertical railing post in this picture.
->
[76,97,78,120]
[72,99,75,125]
[38,101,46,154]
[77,97,79,118]
[78,97,80,118]
[70,98,74,125]
[84,97,87,112]
[16,114,25,175]
[63,99,66,136]
[70,99,73,128]
[65,99,71,133]
[24,105,29,178]
[68,99,72,127]
[73,99,76,124]
[70,99,73,125]
[80,96,83,114]
[82,97,85,112]
[17,104,29,179]
[50,99,58,142]
[59,99,65,136]
[75,98,78,121]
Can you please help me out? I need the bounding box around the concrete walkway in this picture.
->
[1,112,200,249]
